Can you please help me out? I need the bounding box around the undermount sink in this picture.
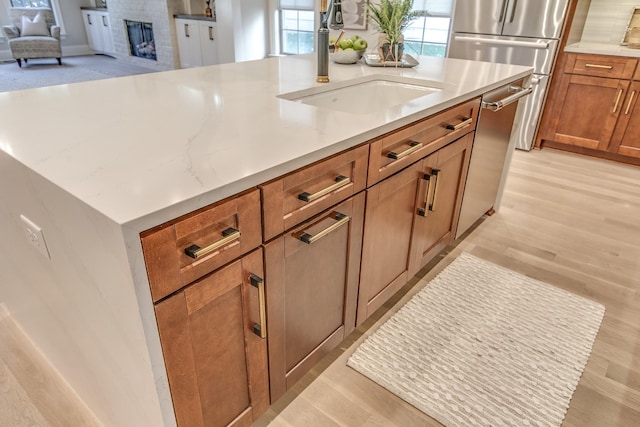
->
[279,76,444,114]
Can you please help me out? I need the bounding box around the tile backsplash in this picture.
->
[582,1,639,44]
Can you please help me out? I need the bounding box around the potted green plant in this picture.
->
[367,0,423,62]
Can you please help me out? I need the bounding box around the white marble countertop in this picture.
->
[565,41,640,58]
[0,55,531,230]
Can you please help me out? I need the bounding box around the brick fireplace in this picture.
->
[105,0,184,71]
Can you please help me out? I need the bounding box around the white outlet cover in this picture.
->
[19,215,51,259]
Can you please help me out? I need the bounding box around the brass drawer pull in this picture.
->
[585,64,613,70]
[184,227,241,259]
[250,274,267,339]
[297,212,350,244]
[417,172,434,217]
[445,117,472,131]
[430,168,441,212]
[298,175,350,202]
[387,141,423,160]
[625,90,636,115]
[613,88,624,114]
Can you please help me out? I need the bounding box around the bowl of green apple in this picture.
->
[330,35,368,64]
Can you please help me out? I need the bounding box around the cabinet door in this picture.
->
[546,73,628,151]
[264,193,365,402]
[98,12,114,55]
[154,248,269,427]
[175,19,203,68]
[409,134,473,276]
[82,11,102,52]
[357,161,423,326]
[610,81,640,159]
[199,22,218,66]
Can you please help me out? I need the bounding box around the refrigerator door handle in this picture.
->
[453,35,552,50]
[509,0,518,23]
[498,0,508,23]
[482,86,533,111]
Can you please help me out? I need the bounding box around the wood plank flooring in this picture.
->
[254,148,640,427]
[1,147,639,426]
[0,308,102,427]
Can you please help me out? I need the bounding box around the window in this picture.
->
[10,0,51,6]
[404,0,453,57]
[279,0,315,55]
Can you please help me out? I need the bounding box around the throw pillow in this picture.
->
[21,13,50,37]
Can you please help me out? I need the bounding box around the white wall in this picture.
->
[0,147,165,426]
[581,1,639,44]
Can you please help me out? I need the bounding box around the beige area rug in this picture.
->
[347,253,605,427]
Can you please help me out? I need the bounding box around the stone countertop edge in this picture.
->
[0,55,532,232]
[565,41,640,58]
[80,7,108,11]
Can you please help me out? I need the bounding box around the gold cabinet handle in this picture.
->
[430,168,441,212]
[298,175,350,202]
[445,117,473,131]
[613,88,624,114]
[585,64,613,70]
[296,212,350,244]
[625,90,636,115]
[184,227,241,259]
[417,172,434,217]
[250,274,267,339]
[387,141,423,160]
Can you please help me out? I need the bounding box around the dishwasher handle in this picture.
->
[481,86,532,111]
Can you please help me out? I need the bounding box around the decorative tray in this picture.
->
[364,54,419,68]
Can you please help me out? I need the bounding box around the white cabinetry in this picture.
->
[174,18,218,69]
[82,10,114,55]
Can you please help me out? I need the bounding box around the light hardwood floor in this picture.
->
[254,148,640,427]
[1,147,639,426]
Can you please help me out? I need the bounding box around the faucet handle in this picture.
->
[330,0,344,30]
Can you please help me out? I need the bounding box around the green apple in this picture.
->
[351,35,362,41]
[352,38,368,51]
[339,38,353,50]
[329,36,337,44]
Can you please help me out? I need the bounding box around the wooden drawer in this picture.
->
[565,53,637,79]
[141,188,262,302]
[367,97,480,187]
[260,144,368,241]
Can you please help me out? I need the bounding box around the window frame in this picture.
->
[279,7,315,55]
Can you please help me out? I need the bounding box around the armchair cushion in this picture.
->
[21,13,50,37]
[2,25,19,39]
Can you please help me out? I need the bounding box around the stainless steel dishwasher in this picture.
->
[456,79,532,238]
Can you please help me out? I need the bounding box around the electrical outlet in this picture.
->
[19,215,51,259]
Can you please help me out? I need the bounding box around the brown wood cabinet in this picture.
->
[141,189,262,302]
[409,133,473,276]
[154,248,269,427]
[264,193,365,402]
[139,90,518,424]
[610,81,640,159]
[541,53,640,163]
[357,134,474,326]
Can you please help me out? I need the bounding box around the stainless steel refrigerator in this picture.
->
[448,0,570,151]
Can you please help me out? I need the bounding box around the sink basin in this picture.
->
[279,77,443,114]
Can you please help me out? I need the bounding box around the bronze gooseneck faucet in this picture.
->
[317,0,344,83]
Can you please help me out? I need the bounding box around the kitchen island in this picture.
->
[0,54,531,426]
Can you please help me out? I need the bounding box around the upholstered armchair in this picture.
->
[2,7,62,67]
